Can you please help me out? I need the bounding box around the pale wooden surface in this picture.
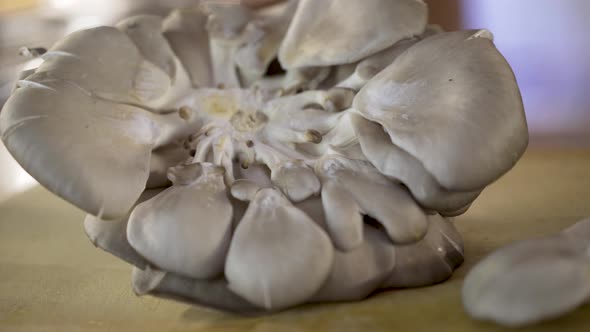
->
[1,149,589,332]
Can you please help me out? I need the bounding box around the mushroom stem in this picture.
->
[193,134,216,163]
[303,129,323,144]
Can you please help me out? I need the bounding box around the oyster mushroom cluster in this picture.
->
[0,0,528,312]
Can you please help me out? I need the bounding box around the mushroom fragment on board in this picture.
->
[463,218,590,327]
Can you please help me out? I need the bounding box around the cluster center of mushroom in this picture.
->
[180,85,339,185]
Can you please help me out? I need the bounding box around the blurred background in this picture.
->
[0,0,588,201]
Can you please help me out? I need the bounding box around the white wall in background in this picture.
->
[0,142,36,202]
[462,0,590,141]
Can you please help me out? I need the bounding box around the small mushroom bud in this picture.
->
[230,179,260,201]
[270,160,320,202]
[303,129,322,143]
[178,106,192,120]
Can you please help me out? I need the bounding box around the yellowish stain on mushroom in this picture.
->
[203,94,238,119]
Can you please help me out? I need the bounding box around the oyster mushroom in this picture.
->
[205,0,297,87]
[0,1,528,313]
[162,7,213,88]
[463,218,590,327]
[1,79,156,219]
[385,214,464,288]
[34,26,188,111]
[336,36,420,91]
[279,0,427,68]
[132,266,259,313]
[225,186,334,310]
[269,160,320,202]
[127,163,233,279]
[561,217,590,247]
[333,24,447,92]
[83,189,162,269]
[320,179,364,251]
[0,24,204,219]
[351,114,480,215]
[352,29,528,192]
[233,0,298,85]
[316,155,429,247]
[117,15,178,81]
[311,225,396,302]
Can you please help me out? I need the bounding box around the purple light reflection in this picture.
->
[461,0,590,145]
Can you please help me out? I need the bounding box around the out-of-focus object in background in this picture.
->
[463,217,590,327]
[0,0,38,12]
[462,0,590,147]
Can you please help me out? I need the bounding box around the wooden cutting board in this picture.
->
[1,149,589,332]
[0,0,38,13]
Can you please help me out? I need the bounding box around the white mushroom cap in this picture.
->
[316,156,429,245]
[278,0,427,68]
[127,163,233,279]
[0,21,210,219]
[0,79,156,219]
[353,30,528,191]
[32,26,186,111]
[33,26,144,103]
[117,15,177,79]
[162,8,213,88]
[311,225,396,302]
[234,0,298,86]
[561,217,590,251]
[462,235,590,327]
[83,189,162,268]
[321,180,364,251]
[333,24,445,92]
[225,188,334,310]
[116,15,193,110]
[293,195,328,230]
[384,214,464,288]
[230,179,261,202]
[204,1,297,88]
[270,160,320,202]
[351,114,480,215]
[132,267,260,313]
[336,37,419,91]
